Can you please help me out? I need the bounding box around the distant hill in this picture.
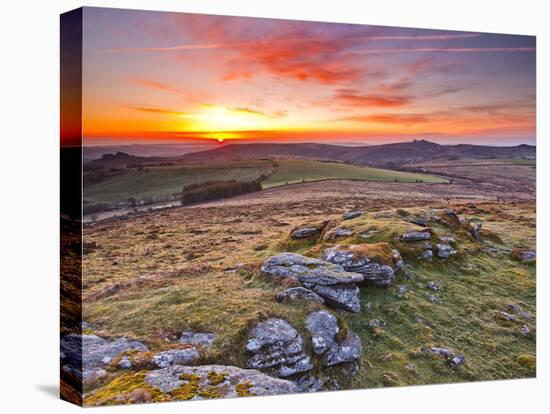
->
[182,140,536,167]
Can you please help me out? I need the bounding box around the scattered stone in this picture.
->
[407,216,428,227]
[324,332,362,366]
[451,354,465,366]
[276,287,324,304]
[421,249,433,261]
[469,222,482,241]
[427,281,441,291]
[507,303,532,320]
[510,248,536,263]
[521,324,531,337]
[179,331,215,348]
[306,311,339,355]
[497,311,516,322]
[400,231,431,242]
[397,284,408,295]
[81,368,107,384]
[444,209,461,225]
[144,365,298,397]
[343,211,363,220]
[436,243,457,259]
[426,294,440,304]
[246,318,312,377]
[291,227,321,239]
[152,348,200,368]
[429,347,454,358]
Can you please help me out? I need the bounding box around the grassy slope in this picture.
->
[84,160,274,204]
[82,201,535,397]
[262,159,448,188]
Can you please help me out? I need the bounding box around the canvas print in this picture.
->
[60,6,536,406]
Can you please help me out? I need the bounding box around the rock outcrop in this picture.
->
[261,253,363,313]
[246,318,312,378]
[61,334,148,384]
[323,244,402,287]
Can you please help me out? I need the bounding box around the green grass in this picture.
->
[84,160,274,204]
[262,159,448,188]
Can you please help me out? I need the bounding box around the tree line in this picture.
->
[181,179,262,206]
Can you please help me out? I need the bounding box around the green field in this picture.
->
[84,160,275,204]
[262,159,448,188]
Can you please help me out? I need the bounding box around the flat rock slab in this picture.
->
[144,365,298,397]
[276,287,324,304]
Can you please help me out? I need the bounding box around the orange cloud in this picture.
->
[335,88,410,108]
[129,77,188,96]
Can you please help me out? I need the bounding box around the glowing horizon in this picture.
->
[79,8,536,146]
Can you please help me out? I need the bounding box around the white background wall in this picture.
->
[0,0,547,412]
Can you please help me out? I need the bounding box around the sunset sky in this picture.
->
[80,7,536,146]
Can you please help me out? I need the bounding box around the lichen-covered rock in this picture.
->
[306,311,339,355]
[276,287,324,304]
[261,252,326,279]
[152,348,200,368]
[61,333,148,383]
[400,231,431,242]
[308,284,361,313]
[144,365,298,397]
[291,227,322,239]
[342,211,363,220]
[323,244,401,287]
[246,318,312,378]
[323,227,353,241]
[436,243,457,259]
[421,249,433,261]
[179,331,215,348]
[323,332,362,366]
[261,253,363,313]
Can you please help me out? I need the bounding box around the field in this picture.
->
[83,158,446,207]
[84,160,275,204]
[262,159,448,188]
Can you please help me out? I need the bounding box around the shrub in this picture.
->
[181,179,261,206]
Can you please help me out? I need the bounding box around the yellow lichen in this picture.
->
[235,381,255,397]
[207,371,226,386]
